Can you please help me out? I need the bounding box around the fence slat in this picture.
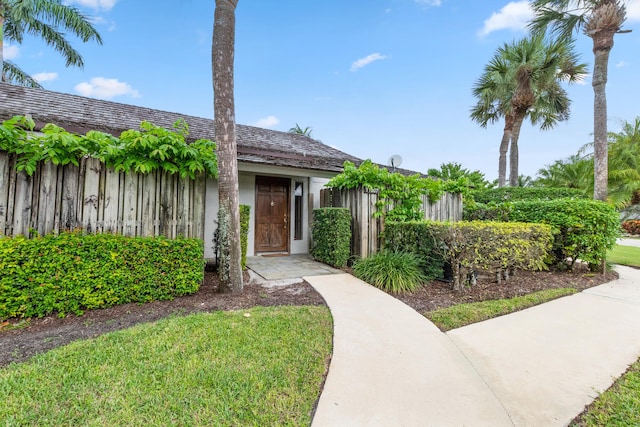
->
[0,152,206,241]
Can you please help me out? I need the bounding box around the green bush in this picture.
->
[0,231,204,320]
[508,199,620,270]
[471,187,587,204]
[384,221,446,280]
[311,208,351,268]
[463,202,514,221]
[240,204,251,269]
[353,251,428,294]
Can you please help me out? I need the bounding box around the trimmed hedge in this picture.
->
[508,199,620,270]
[311,208,351,268]
[433,221,552,290]
[0,231,204,320]
[384,221,446,281]
[385,220,553,290]
[471,187,587,204]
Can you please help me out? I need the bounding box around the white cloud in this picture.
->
[63,0,117,11]
[478,1,534,37]
[616,61,628,68]
[350,53,388,72]
[75,77,140,99]
[4,45,20,60]
[414,0,442,6]
[628,1,640,22]
[254,116,280,128]
[33,72,58,83]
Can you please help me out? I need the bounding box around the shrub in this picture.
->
[508,199,619,270]
[240,204,251,269]
[463,202,514,221]
[429,221,553,290]
[0,231,204,320]
[311,208,351,268]
[622,220,640,235]
[353,251,428,294]
[384,221,446,280]
[471,187,587,204]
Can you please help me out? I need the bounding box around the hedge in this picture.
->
[311,208,351,268]
[0,231,204,320]
[471,187,587,204]
[439,221,551,289]
[508,199,619,270]
[384,221,446,281]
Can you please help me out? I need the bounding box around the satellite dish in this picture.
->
[388,154,403,172]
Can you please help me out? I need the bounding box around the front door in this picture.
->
[255,176,290,253]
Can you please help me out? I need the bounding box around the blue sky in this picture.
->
[5,0,640,180]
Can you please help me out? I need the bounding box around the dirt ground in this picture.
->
[0,265,617,368]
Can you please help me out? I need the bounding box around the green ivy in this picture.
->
[0,116,218,179]
[240,204,251,269]
[311,208,351,268]
[0,231,204,320]
[327,160,466,222]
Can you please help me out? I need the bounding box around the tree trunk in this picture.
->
[0,4,5,82]
[592,32,614,202]
[213,0,243,293]
[498,115,514,188]
[509,113,526,187]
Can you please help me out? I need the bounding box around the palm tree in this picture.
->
[213,0,243,293]
[288,123,313,137]
[0,0,102,87]
[529,0,630,201]
[607,117,640,207]
[471,34,587,187]
[534,154,594,193]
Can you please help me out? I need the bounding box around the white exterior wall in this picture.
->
[203,164,336,260]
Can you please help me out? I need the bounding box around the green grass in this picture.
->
[571,360,640,426]
[0,306,332,426]
[607,245,640,268]
[425,288,578,331]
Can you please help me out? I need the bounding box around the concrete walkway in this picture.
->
[307,265,640,426]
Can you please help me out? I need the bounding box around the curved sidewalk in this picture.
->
[306,265,640,427]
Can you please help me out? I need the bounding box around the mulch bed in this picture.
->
[1,265,617,368]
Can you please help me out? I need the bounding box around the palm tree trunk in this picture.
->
[0,3,5,82]
[592,34,613,202]
[498,115,514,187]
[213,0,243,293]
[509,114,526,187]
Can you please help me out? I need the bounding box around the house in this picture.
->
[0,82,365,259]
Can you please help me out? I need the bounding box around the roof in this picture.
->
[0,82,362,174]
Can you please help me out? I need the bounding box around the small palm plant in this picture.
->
[353,251,428,294]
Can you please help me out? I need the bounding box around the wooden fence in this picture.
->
[0,152,206,239]
[319,187,462,258]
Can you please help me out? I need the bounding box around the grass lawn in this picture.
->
[0,306,332,427]
[607,245,640,268]
[425,288,578,331]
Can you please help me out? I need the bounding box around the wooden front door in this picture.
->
[255,176,290,253]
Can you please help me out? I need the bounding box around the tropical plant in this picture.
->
[607,117,640,207]
[529,0,631,201]
[534,154,593,194]
[0,0,102,87]
[213,0,242,292]
[427,162,493,190]
[471,34,587,187]
[353,251,428,294]
[289,123,313,137]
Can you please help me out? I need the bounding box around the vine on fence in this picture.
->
[0,115,218,179]
[327,160,466,221]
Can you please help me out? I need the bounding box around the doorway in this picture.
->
[255,176,290,253]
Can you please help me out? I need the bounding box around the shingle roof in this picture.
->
[0,83,362,174]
